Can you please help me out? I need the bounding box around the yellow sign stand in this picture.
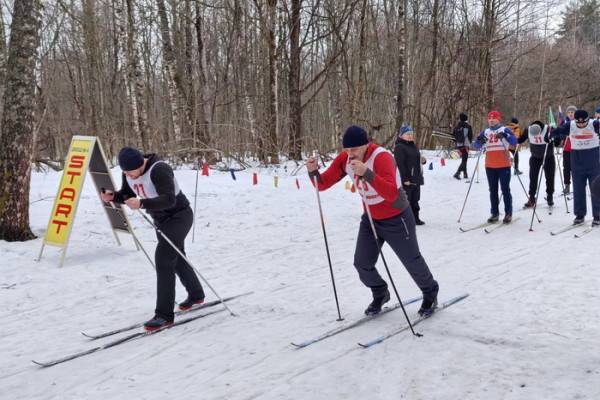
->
[37,136,150,267]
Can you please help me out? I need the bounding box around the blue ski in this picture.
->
[291,296,422,349]
[357,294,469,348]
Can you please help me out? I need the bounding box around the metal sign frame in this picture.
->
[37,136,151,268]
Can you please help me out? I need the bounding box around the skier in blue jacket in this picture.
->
[552,110,600,226]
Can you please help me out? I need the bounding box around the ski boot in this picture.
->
[487,214,499,223]
[144,316,174,332]
[365,289,391,316]
[178,295,205,311]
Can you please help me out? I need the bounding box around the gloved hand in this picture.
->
[479,135,488,144]
[496,131,506,140]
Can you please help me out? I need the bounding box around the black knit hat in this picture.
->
[342,125,369,148]
[574,109,589,123]
[510,117,519,124]
[459,113,468,122]
[118,147,144,171]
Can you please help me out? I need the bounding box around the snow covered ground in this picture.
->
[1,149,598,400]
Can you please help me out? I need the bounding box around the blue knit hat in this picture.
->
[118,147,144,171]
[399,125,413,137]
[342,125,369,148]
[595,106,600,114]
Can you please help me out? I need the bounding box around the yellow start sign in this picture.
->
[38,135,146,268]
[44,138,94,246]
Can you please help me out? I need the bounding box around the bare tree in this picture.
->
[0,0,43,241]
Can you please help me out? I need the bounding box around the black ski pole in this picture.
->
[135,209,236,317]
[457,148,484,223]
[356,180,422,337]
[311,172,344,322]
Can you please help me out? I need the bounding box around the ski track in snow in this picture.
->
[1,149,599,400]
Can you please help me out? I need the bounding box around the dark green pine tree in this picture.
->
[558,0,600,48]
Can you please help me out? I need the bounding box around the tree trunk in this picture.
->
[0,4,7,106]
[481,0,496,110]
[350,0,368,121]
[0,0,43,241]
[265,0,279,163]
[156,0,184,142]
[395,0,406,131]
[288,0,302,160]
[82,0,101,137]
[194,0,211,149]
[125,0,149,150]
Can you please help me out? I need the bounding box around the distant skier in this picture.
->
[306,125,439,316]
[101,147,206,331]
[393,125,427,225]
[519,121,556,208]
[473,111,518,223]
[551,110,600,226]
[452,113,473,180]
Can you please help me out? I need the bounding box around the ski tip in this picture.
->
[290,342,307,349]
[357,342,370,348]
[81,331,95,339]
[441,293,470,307]
[32,360,49,368]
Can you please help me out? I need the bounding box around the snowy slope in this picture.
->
[0,149,598,400]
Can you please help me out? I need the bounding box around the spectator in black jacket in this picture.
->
[394,125,426,225]
[518,121,556,208]
[453,113,473,180]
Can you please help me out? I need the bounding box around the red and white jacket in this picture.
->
[310,143,409,220]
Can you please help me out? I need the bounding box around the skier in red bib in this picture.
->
[473,111,518,223]
[306,125,439,316]
[101,147,205,331]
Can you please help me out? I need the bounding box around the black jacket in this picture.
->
[114,154,190,223]
[518,121,555,159]
[393,138,424,186]
[453,121,473,148]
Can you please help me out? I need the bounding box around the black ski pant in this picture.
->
[154,207,205,321]
[456,147,469,175]
[486,167,513,216]
[563,151,571,185]
[528,156,555,199]
[353,209,438,301]
[404,184,421,221]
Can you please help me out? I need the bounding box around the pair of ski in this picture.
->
[291,294,468,349]
[459,218,520,234]
[32,292,252,368]
[550,223,598,238]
